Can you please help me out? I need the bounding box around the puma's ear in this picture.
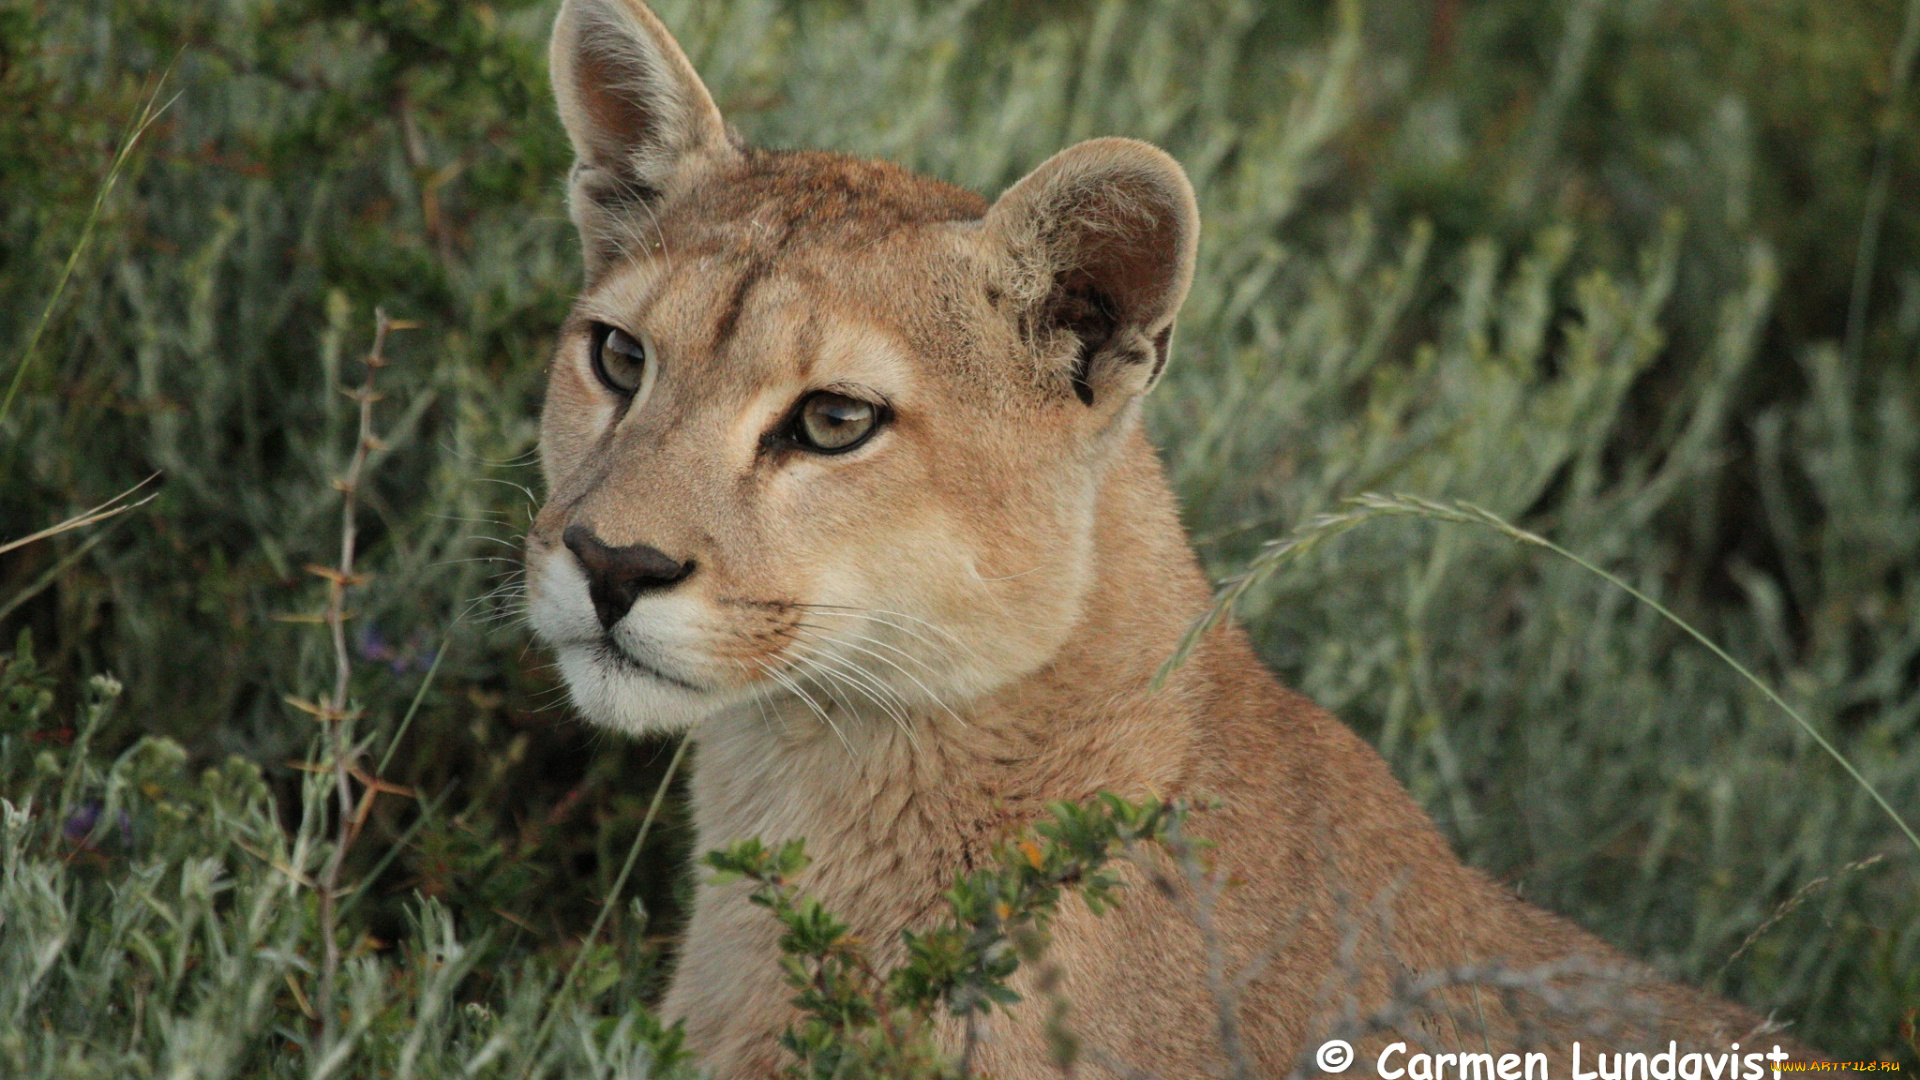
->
[550,0,733,273]
[984,138,1199,408]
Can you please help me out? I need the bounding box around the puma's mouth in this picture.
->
[590,636,708,692]
[548,632,728,735]
[546,626,713,692]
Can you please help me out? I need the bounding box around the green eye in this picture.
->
[793,392,879,453]
[591,324,648,395]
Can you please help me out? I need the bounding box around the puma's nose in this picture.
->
[561,524,695,631]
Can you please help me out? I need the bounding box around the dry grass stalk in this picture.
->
[0,474,158,559]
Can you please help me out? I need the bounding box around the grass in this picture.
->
[2,0,1919,1072]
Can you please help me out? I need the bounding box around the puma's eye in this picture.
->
[793,392,879,453]
[590,324,649,396]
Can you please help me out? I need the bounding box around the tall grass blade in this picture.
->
[1158,492,1920,859]
[0,72,176,429]
[521,734,692,1076]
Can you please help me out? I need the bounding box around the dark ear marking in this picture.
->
[1052,279,1118,407]
[1070,360,1096,406]
[572,163,662,213]
[1148,325,1174,386]
[570,164,666,268]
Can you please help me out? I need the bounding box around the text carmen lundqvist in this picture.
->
[1374,1042,1797,1080]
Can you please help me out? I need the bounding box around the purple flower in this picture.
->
[357,623,398,664]
[356,623,437,673]
[63,802,102,842]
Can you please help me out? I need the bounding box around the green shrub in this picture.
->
[0,638,698,1078]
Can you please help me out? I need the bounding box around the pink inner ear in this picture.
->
[566,23,696,174]
[1059,177,1189,327]
[574,46,657,162]
[552,0,728,178]
[554,0,739,279]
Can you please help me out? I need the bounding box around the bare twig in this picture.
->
[1079,1045,1164,1080]
[1284,956,1671,1080]
[1159,815,1255,1080]
[958,1010,984,1078]
[313,309,410,1048]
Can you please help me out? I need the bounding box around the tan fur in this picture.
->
[525,2,1817,1075]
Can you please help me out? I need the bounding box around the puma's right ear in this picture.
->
[984,138,1199,409]
[550,0,734,274]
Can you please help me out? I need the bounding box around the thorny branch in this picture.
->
[312,309,414,1049]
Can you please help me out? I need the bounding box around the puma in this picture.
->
[522,1,1816,1074]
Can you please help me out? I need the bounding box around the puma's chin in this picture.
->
[554,641,726,735]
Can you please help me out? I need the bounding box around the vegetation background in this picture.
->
[2,0,1918,1073]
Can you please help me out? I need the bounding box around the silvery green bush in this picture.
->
[2,0,1916,1070]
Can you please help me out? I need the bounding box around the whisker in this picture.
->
[474,477,541,508]
[787,638,922,749]
[435,441,543,469]
[754,658,853,758]
[466,574,526,592]
[735,659,791,739]
[970,560,1049,583]
[793,627,961,728]
[798,607,967,660]
[798,604,967,644]
[794,620,943,677]
[457,534,528,550]
[788,655,862,736]
[459,588,529,623]
[433,555,522,568]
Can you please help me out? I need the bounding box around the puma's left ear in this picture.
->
[984,138,1199,407]
[550,0,734,275]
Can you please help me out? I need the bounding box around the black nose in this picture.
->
[561,524,695,631]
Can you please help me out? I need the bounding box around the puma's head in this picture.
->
[525,0,1199,736]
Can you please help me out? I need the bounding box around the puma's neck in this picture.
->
[688,429,1218,867]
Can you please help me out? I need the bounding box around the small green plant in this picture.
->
[705,794,1184,1079]
[0,633,699,1079]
